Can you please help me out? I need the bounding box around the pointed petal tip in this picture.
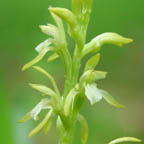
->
[48,7,54,14]
[128,38,133,42]
[28,131,34,137]
[22,65,26,71]
[22,63,32,71]
[48,7,55,12]
[39,25,43,29]
[125,38,133,44]
[39,25,48,34]
[28,83,33,87]
[48,7,52,10]
[104,72,108,76]
[18,113,31,123]
[17,118,29,123]
[48,7,64,15]
[39,25,46,30]
[29,127,41,137]
[116,38,133,47]
[118,104,125,109]
[48,6,52,10]
[138,139,142,142]
[17,119,23,123]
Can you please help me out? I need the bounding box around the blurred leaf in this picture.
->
[108,137,142,144]
[78,114,88,144]
[0,72,13,144]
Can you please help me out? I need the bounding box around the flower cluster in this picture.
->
[19,0,141,144]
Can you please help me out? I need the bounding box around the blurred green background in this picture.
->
[0,0,144,143]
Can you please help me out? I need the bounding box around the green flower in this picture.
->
[30,98,52,120]
[22,39,52,71]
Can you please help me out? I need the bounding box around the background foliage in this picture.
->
[0,0,144,143]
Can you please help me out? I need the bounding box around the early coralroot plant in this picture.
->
[19,0,142,144]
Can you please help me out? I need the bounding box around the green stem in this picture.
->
[59,46,72,98]
[71,46,82,87]
[71,31,85,89]
[59,127,74,144]
[57,116,75,144]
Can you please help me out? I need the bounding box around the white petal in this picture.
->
[30,98,51,120]
[35,39,51,53]
[84,83,102,105]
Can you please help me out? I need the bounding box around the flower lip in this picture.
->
[84,83,103,105]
